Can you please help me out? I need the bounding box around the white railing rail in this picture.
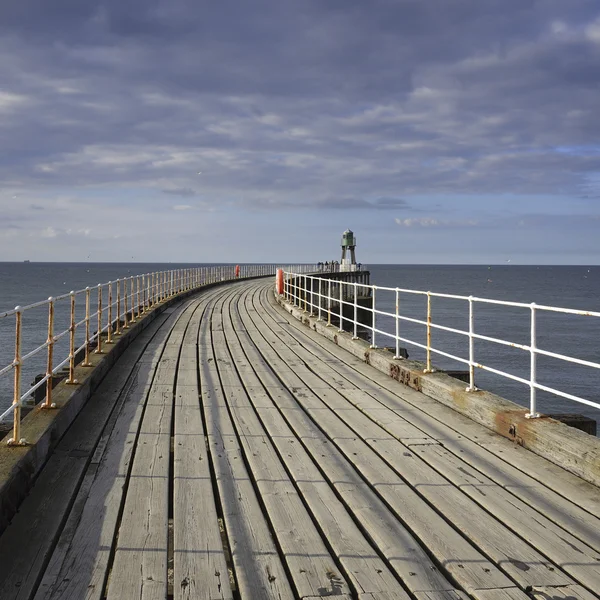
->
[282,271,600,418]
[0,264,316,445]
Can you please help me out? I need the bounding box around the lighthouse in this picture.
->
[340,229,358,272]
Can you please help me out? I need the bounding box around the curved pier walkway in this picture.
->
[1,280,599,600]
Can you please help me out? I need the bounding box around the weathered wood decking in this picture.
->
[0,279,599,600]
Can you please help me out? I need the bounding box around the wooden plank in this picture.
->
[255,407,457,596]
[106,300,199,600]
[258,332,572,589]
[339,385,600,553]
[238,285,517,597]
[198,299,295,600]
[471,591,533,600]
[261,286,600,549]
[244,284,583,593]
[528,585,599,600]
[34,462,99,599]
[361,388,600,541]
[35,294,222,600]
[0,312,173,600]
[39,392,151,600]
[284,351,600,591]
[370,437,570,588]
[221,316,413,599]
[173,302,233,600]
[212,313,352,598]
[413,444,600,592]
[413,592,473,600]
[105,387,172,600]
[265,286,600,522]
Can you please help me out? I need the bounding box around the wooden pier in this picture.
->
[0,278,599,600]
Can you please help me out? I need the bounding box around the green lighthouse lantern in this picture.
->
[340,229,357,271]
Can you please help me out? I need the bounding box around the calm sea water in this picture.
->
[1,263,599,432]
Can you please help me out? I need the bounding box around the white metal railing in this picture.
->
[0,264,316,445]
[282,271,600,418]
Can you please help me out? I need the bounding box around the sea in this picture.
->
[1,262,599,433]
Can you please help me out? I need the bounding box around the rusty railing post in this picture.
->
[66,292,79,383]
[8,308,25,444]
[130,277,136,323]
[136,275,141,319]
[116,279,122,335]
[82,288,92,365]
[123,278,129,329]
[107,281,114,344]
[95,284,104,354]
[44,298,56,407]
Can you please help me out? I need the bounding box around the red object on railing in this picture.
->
[276,269,284,295]
[235,265,240,278]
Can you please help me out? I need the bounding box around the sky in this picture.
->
[1,0,600,264]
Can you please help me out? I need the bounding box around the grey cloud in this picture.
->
[1,0,600,211]
[162,187,196,197]
[371,197,409,209]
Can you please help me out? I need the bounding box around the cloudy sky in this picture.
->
[1,0,600,264]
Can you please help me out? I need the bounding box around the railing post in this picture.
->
[82,288,92,365]
[116,279,122,335]
[353,282,358,339]
[301,276,305,311]
[466,296,477,391]
[394,288,401,359]
[66,292,79,383]
[141,274,146,313]
[44,298,56,407]
[136,275,141,319]
[8,308,24,445]
[370,287,377,348]
[338,281,344,332]
[318,278,322,321]
[107,282,114,343]
[130,277,136,323]
[424,292,433,372]
[304,275,308,312]
[95,284,104,354]
[123,278,130,329]
[327,279,332,327]
[526,303,540,418]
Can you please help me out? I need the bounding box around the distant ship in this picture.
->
[23,260,30,263]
